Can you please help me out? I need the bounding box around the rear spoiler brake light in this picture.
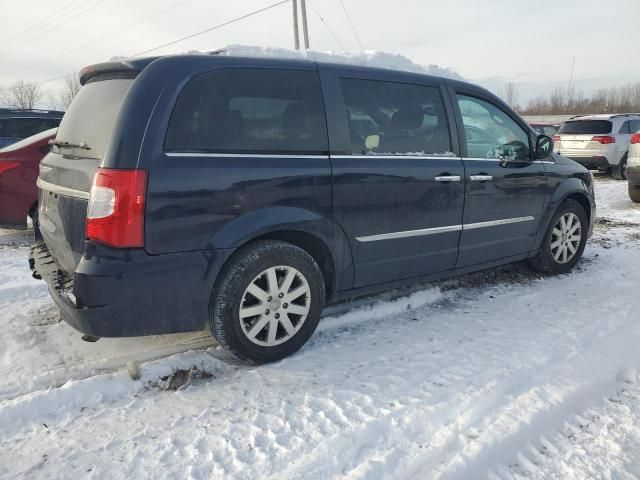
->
[79,57,158,85]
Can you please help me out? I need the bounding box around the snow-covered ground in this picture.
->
[1,177,640,479]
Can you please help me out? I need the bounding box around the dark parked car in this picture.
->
[0,128,57,228]
[30,55,595,364]
[0,109,63,148]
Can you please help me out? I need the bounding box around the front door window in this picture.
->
[457,95,531,161]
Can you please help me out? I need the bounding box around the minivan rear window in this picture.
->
[53,77,133,159]
[560,120,612,134]
[165,68,328,155]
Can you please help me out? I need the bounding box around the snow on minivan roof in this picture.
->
[191,44,465,80]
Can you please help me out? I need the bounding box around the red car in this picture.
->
[0,128,57,228]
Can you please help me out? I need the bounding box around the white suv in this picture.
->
[554,113,640,179]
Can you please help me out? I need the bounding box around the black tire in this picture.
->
[611,154,628,180]
[629,183,640,203]
[528,199,589,275]
[209,240,325,364]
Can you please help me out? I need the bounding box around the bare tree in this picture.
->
[46,90,63,111]
[499,82,518,108]
[549,85,566,113]
[6,80,42,109]
[522,81,640,115]
[57,74,81,109]
[0,85,10,108]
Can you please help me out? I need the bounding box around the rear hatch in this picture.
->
[556,119,612,157]
[38,76,134,273]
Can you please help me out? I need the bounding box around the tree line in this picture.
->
[3,75,640,116]
[499,82,640,116]
[0,75,81,111]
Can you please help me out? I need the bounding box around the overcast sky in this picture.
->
[1,0,638,106]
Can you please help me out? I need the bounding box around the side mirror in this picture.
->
[365,134,380,151]
[535,135,554,159]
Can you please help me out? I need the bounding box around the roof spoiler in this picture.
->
[79,57,160,85]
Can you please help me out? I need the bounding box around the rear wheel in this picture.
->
[629,183,640,203]
[611,154,628,180]
[528,200,588,274]
[209,240,325,364]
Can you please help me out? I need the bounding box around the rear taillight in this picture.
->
[591,135,615,144]
[0,161,20,176]
[631,133,640,144]
[553,135,561,143]
[86,168,147,248]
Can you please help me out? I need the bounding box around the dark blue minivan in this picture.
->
[31,54,595,363]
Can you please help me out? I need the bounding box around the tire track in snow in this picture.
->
[1,183,639,479]
[273,245,640,480]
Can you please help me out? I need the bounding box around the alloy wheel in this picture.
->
[239,266,311,346]
[550,212,582,264]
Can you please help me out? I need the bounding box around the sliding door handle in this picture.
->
[434,175,461,182]
[469,175,493,181]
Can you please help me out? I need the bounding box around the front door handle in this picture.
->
[434,175,461,182]
[469,175,493,181]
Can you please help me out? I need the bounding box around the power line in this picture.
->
[35,72,75,87]
[1,0,109,56]
[338,0,363,51]
[306,0,346,50]
[132,0,290,57]
[34,0,291,86]
[10,0,196,77]
[0,0,89,51]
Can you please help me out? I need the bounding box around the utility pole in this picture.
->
[292,0,300,50]
[566,56,576,113]
[300,0,310,49]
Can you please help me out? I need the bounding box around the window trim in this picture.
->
[162,67,330,156]
[450,88,534,161]
[336,75,455,158]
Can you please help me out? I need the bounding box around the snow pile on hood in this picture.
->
[200,44,464,80]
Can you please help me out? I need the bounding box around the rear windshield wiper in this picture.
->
[49,139,91,150]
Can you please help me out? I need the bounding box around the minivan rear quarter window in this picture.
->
[560,120,612,134]
[165,68,328,155]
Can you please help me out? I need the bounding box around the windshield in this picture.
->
[54,77,133,159]
[560,120,612,134]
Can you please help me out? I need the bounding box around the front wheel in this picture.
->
[209,240,325,364]
[528,199,589,274]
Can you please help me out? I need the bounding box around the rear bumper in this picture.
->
[30,241,233,337]
[565,155,611,170]
[628,166,640,187]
